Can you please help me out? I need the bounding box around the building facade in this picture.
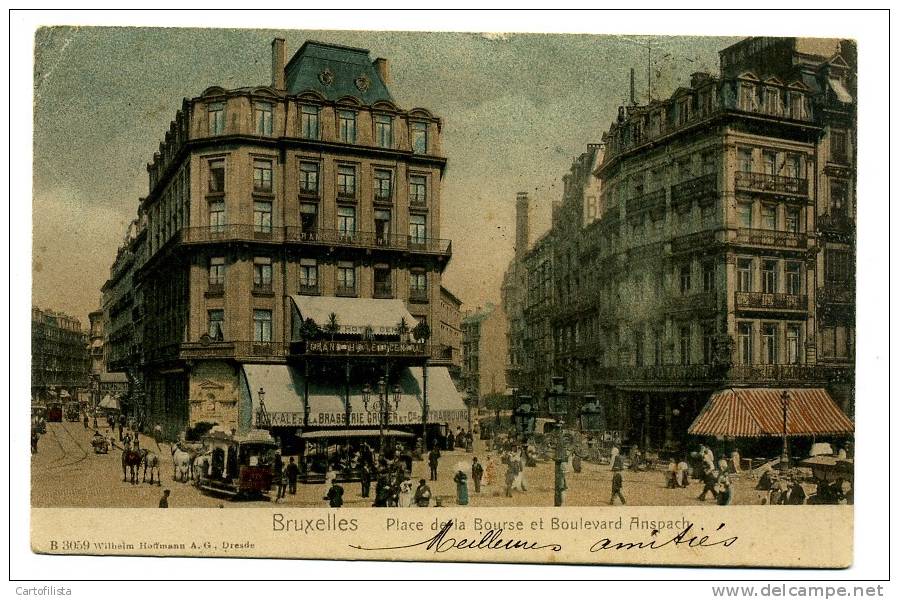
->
[461,303,508,405]
[31,307,89,400]
[504,36,856,450]
[434,285,464,382]
[106,39,465,441]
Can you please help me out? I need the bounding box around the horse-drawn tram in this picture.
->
[195,429,278,499]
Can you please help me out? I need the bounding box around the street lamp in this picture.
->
[362,377,400,453]
[255,387,271,429]
[780,389,790,469]
[547,376,569,507]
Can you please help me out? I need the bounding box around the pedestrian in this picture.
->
[273,452,283,478]
[153,423,163,448]
[610,471,626,505]
[360,462,372,498]
[159,489,170,508]
[716,473,734,506]
[414,478,432,507]
[504,460,516,497]
[83,413,89,429]
[471,457,484,493]
[373,473,389,507]
[465,431,473,453]
[428,446,441,481]
[286,457,298,494]
[272,464,286,502]
[678,458,690,487]
[399,476,414,507]
[454,469,469,506]
[731,449,742,474]
[698,469,719,502]
[572,452,582,474]
[325,480,345,508]
[666,459,679,488]
[118,413,126,441]
[30,429,39,454]
[609,445,620,471]
[446,430,455,451]
[629,446,642,471]
[514,453,527,491]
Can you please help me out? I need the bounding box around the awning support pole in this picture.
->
[422,363,429,451]
[345,360,351,431]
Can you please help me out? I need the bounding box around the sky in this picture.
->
[31,26,740,324]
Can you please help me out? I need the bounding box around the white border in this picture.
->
[8,7,892,589]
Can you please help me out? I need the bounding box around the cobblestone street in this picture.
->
[32,421,767,508]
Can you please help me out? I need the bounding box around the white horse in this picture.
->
[171,445,194,483]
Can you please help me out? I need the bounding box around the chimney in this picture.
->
[629,68,636,106]
[515,192,530,259]
[373,57,390,86]
[271,38,286,90]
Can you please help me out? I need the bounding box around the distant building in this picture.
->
[434,286,464,382]
[461,303,508,406]
[88,309,105,377]
[31,307,89,400]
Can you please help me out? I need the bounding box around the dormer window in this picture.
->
[411,121,428,154]
[739,83,757,112]
[300,104,320,139]
[375,114,393,148]
[338,110,357,143]
[254,102,273,136]
[208,102,225,135]
[764,87,780,115]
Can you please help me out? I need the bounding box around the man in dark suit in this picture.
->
[428,446,441,481]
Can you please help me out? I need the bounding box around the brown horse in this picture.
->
[122,447,142,484]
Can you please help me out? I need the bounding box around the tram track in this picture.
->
[35,422,91,473]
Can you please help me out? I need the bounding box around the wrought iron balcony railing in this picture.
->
[179,340,288,360]
[298,283,320,295]
[179,225,452,256]
[734,292,807,311]
[818,211,855,234]
[671,173,717,206]
[626,189,666,218]
[734,171,808,196]
[735,228,808,249]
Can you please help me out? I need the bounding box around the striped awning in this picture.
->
[688,388,854,438]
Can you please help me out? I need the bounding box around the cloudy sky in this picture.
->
[32,26,739,323]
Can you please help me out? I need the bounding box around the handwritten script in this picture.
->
[349,520,563,554]
[590,523,738,552]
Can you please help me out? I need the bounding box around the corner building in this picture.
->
[136,40,465,441]
[521,37,854,451]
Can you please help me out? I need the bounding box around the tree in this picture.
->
[325,312,340,341]
[300,318,320,341]
[396,317,410,341]
[412,320,431,342]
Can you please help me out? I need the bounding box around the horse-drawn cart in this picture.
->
[194,429,278,499]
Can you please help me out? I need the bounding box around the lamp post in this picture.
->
[780,389,790,469]
[362,377,400,453]
[256,387,270,429]
[547,376,568,507]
